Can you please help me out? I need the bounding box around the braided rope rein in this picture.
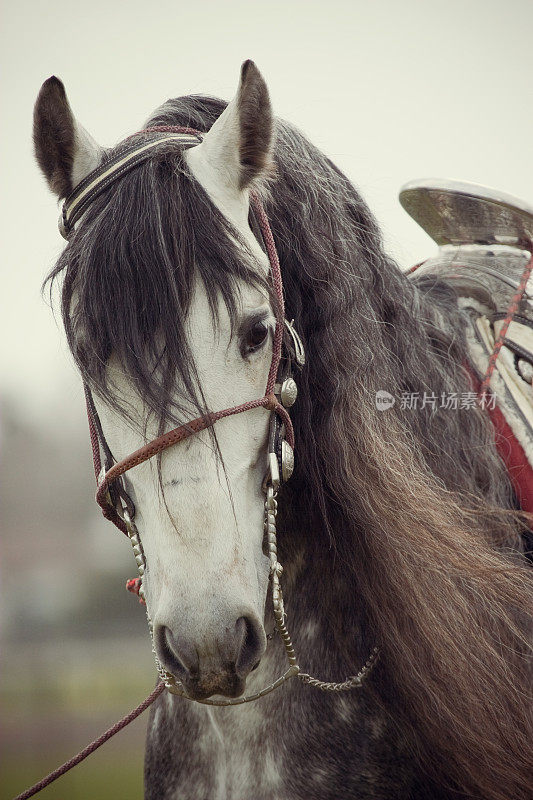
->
[12,683,165,800]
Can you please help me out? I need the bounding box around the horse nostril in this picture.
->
[155,624,198,681]
[234,615,265,678]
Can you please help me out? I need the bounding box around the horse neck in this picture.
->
[276,499,370,675]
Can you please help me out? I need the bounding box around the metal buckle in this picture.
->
[264,452,280,491]
[279,377,298,408]
[285,319,306,367]
[281,440,294,482]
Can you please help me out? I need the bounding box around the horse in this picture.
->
[33,61,532,800]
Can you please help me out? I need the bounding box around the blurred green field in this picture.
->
[2,637,156,800]
[3,751,144,800]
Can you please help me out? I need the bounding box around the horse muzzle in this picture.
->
[154,613,267,699]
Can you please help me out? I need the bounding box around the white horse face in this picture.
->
[34,61,277,699]
[95,277,275,700]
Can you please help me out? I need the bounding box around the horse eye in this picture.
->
[244,320,269,354]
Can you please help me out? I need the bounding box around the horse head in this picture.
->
[33,62,286,701]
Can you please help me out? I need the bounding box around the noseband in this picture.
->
[65,127,378,705]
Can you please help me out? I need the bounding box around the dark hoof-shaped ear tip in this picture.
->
[39,75,67,98]
[235,61,272,190]
[34,75,75,198]
[240,60,260,83]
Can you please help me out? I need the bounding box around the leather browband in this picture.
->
[59,131,203,239]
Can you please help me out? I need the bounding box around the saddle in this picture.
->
[400,179,533,514]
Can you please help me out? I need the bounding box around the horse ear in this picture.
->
[187,60,273,193]
[33,76,103,199]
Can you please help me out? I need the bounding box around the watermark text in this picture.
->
[375,390,496,412]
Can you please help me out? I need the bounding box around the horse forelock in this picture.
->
[46,113,269,431]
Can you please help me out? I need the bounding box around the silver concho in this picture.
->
[280,378,298,408]
[281,440,294,482]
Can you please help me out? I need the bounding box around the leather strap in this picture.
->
[60,131,203,238]
[95,394,293,522]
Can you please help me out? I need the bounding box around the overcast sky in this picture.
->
[2,0,532,428]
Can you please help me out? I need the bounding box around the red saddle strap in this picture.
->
[411,248,533,517]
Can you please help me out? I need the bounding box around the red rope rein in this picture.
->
[12,682,165,800]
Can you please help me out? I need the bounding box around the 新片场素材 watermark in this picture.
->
[375,390,496,412]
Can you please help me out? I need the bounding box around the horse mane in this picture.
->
[47,94,532,799]
[259,113,533,799]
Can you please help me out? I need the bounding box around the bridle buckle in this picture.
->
[266,452,281,491]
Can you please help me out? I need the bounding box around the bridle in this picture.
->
[63,127,380,706]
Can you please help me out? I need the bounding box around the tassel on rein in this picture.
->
[126,577,146,604]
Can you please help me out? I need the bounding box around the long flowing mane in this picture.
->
[47,95,532,799]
